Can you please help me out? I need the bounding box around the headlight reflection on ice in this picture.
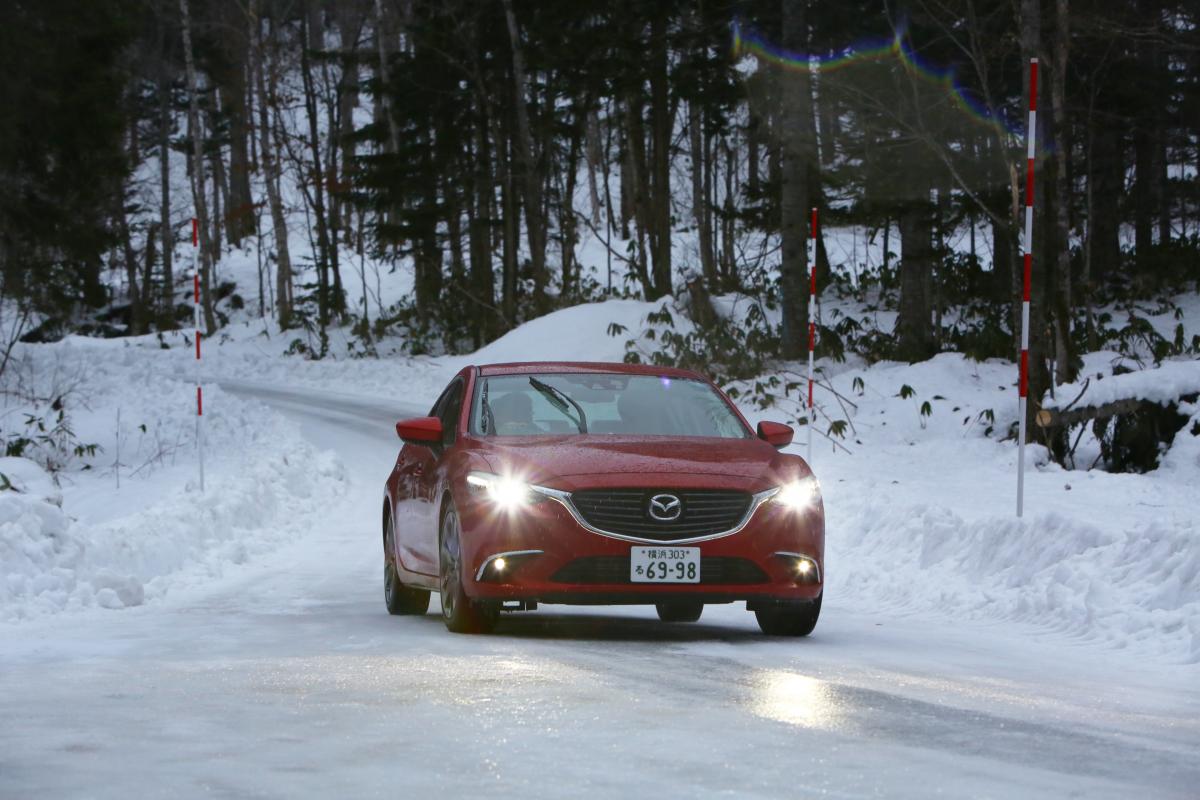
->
[750,670,841,729]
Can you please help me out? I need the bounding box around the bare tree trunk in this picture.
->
[779,0,813,359]
[335,4,364,247]
[315,15,346,317]
[144,221,159,324]
[647,12,672,298]
[223,50,255,245]
[446,182,466,290]
[501,0,548,309]
[746,72,764,198]
[624,94,652,295]
[300,6,334,346]
[619,125,633,239]
[562,118,581,297]
[1133,1,1155,269]
[585,110,603,227]
[179,0,217,333]
[1049,0,1074,383]
[250,0,292,329]
[933,184,947,346]
[1083,90,1096,350]
[1091,125,1121,285]
[722,139,736,286]
[117,200,146,335]
[209,134,226,255]
[689,99,716,288]
[704,127,716,288]
[492,112,518,326]
[371,0,400,155]
[897,198,935,362]
[469,118,497,343]
[157,46,174,326]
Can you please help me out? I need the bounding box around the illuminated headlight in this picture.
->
[466,472,547,510]
[771,477,820,511]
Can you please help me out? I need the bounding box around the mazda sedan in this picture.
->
[381,361,824,635]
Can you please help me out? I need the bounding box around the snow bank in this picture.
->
[739,350,1200,665]
[143,298,662,411]
[1043,358,1200,410]
[832,502,1200,664]
[0,342,347,621]
[471,299,655,365]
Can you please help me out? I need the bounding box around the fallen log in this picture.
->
[1035,396,1156,429]
[1036,391,1197,473]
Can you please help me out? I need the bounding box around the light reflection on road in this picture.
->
[749,669,843,729]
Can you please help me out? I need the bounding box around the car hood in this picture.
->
[474,434,806,492]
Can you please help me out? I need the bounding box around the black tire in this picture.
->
[655,601,704,623]
[384,515,431,616]
[439,503,498,634]
[754,594,822,637]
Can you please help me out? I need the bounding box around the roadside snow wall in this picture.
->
[0,342,346,621]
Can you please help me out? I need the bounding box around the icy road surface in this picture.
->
[1,383,1197,799]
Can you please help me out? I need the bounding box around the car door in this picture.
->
[393,380,461,576]
[404,378,464,575]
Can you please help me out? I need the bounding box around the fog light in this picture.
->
[797,560,812,576]
[772,552,821,585]
[475,549,545,582]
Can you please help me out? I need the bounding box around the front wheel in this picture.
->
[439,504,498,634]
[755,594,821,637]
[655,601,704,623]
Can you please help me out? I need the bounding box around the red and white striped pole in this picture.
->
[1017,58,1037,518]
[192,219,205,492]
[807,207,818,464]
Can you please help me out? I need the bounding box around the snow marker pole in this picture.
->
[1018,58,1037,518]
[807,207,818,464]
[193,218,205,493]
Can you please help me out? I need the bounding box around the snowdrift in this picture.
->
[0,342,346,621]
[834,502,1200,663]
[748,351,1200,664]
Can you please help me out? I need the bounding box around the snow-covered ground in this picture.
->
[2,378,1197,799]
[86,290,1200,666]
[2,284,1198,796]
[0,341,346,620]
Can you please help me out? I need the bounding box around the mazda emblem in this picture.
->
[648,493,682,522]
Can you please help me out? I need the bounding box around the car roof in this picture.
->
[475,361,708,380]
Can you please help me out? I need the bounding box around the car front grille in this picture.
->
[569,489,752,541]
[550,556,769,585]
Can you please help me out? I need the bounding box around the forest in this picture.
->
[1,0,1197,425]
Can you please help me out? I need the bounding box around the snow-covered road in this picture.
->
[2,383,1197,799]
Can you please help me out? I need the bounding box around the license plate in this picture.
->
[630,546,701,583]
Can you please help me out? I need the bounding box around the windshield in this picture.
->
[471,373,749,439]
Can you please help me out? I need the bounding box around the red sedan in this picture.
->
[382,361,824,636]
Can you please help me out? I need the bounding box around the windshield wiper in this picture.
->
[528,377,588,434]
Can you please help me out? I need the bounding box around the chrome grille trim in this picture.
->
[536,486,780,545]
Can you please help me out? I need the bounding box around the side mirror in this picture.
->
[396,416,443,446]
[757,421,793,449]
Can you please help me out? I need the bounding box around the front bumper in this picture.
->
[457,488,824,605]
